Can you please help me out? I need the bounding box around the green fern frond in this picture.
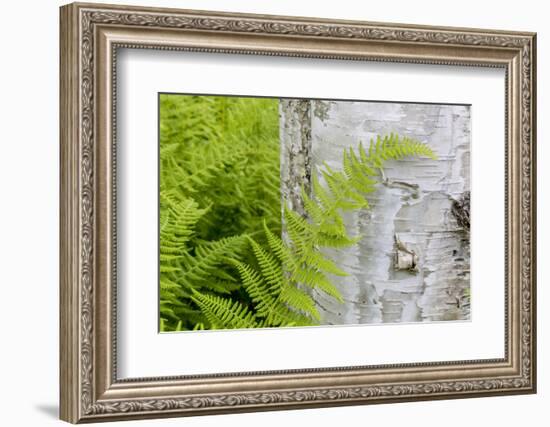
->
[247,237,284,292]
[233,261,278,318]
[233,260,315,326]
[191,291,261,329]
[176,235,247,289]
[290,268,343,303]
[298,249,348,277]
[283,208,316,250]
[277,133,435,309]
[159,193,208,254]
[263,221,294,266]
[279,284,320,321]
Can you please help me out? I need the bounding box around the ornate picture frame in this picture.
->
[60,2,536,423]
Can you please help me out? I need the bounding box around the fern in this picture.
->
[190,291,262,329]
[159,192,207,258]
[159,95,282,331]
[307,133,435,246]
[159,193,208,326]
[233,258,314,326]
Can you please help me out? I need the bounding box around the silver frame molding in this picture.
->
[60,2,537,423]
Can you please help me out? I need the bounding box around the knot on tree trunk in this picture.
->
[451,191,470,231]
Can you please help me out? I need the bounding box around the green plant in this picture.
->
[159,94,281,330]
[159,94,436,331]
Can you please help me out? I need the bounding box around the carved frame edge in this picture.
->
[59,2,536,423]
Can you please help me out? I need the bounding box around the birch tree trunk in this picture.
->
[280,99,471,325]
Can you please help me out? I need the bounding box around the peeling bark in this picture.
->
[280,99,471,325]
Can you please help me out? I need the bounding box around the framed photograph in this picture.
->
[59,2,537,423]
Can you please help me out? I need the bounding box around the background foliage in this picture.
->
[160,94,282,331]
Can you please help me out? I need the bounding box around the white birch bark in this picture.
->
[280,100,471,325]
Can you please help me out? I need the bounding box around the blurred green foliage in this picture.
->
[159,94,282,331]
